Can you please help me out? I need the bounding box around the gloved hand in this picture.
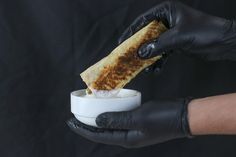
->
[67,98,192,148]
[119,1,236,72]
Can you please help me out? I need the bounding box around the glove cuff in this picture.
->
[181,97,194,138]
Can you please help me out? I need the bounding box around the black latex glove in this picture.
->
[119,1,236,72]
[67,98,192,148]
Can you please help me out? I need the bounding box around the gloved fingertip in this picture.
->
[144,63,157,73]
[96,114,109,127]
[154,67,161,73]
[144,66,152,73]
[138,42,159,59]
[118,38,123,45]
[138,47,149,59]
[67,118,79,129]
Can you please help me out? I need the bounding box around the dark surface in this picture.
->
[1,0,236,157]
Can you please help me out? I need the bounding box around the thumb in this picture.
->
[96,111,136,130]
[138,29,186,59]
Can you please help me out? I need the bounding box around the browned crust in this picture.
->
[93,48,156,90]
[81,21,167,90]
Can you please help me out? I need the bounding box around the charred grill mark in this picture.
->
[93,47,145,90]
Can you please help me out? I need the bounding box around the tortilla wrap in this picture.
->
[81,21,167,92]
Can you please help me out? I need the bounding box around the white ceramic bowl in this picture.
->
[71,89,141,127]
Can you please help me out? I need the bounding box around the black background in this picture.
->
[1,0,236,157]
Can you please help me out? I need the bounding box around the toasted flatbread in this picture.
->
[81,21,167,91]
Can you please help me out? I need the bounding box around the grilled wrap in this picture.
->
[80,21,167,92]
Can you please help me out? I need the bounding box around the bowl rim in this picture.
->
[71,88,141,100]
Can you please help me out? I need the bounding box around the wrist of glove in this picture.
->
[67,98,193,148]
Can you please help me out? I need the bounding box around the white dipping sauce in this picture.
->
[91,88,121,98]
[82,89,138,98]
